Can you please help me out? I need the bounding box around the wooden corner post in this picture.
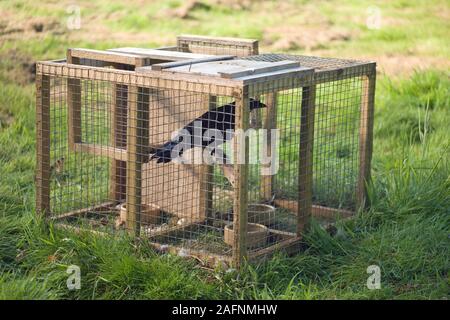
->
[66,50,82,151]
[232,87,250,268]
[36,73,51,216]
[357,67,376,210]
[261,92,277,200]
[126,85,149,235]
[199,95,216,220]
[109,84,128,201]
[109,58,147,202]
[298,85,316,236]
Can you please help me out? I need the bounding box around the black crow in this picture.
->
[150,98,266,163]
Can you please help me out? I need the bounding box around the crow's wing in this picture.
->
[150,103,236,163]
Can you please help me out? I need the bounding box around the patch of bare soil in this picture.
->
[366,54,450,77]
[213,0,253,10]
[0,49,36,85]
[162,0,211,19]
[0,15,63,40]
[264,25,354,51]
[0,111,14,129]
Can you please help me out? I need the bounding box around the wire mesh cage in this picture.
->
[36,35,375,268]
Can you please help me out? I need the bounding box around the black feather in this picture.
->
[149,98,266,163]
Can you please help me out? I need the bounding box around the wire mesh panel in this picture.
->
[244,53,376,214]
[177,35,259,57]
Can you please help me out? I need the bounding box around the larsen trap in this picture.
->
[35,35,376,268]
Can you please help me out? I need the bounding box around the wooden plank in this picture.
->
[66,52,82,151]
[73,142,127,160]
[357,72,376,210]
[248,237,301,261]
[155,46,179,51]
[35,74,51,216]
[49,201,116,221]
[109,84,128,201]
[69,48,140,66]
[141,89,209,220]
[261,92,277,200]
[151,55,235,71]
[274,199,354,219]
[148,241,232,268]
[165,59,298,77]
[143,218,203,237]
[297,85,316,236]
[219,61,301,79]
[125,85,149,235]
[107,47,212,60]
[268,228,297,239]
[232,88,249,268]
[243,68,314,89]
[198,95,216,220]
[313,62,376,84]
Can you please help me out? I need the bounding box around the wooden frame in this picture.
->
[67,52,82,151]
[232,88,250,268]
[273,199,354,220]
[150,55,235,71]
[35,74,51,216]
[36,37,376,268]
[125,86,149,235]
[260,92,277,201]
[297,85,316,236]
[357,69,376,210]
[68,48,213,67]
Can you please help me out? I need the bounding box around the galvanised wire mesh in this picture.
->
[244,53,373,212]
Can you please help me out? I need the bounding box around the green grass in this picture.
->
[0,0,449,300]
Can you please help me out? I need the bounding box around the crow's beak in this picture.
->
[249,98,267,110]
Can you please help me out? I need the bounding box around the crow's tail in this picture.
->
[149,140,181,163]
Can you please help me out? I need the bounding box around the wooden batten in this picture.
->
[73,143,127,160]
[109,83,128,201]
[248,237,301,261]
[357,71,376,210]
[219,61,300,79]
[261,91,277,200]
[151,55,235,71]
[49,202,116,221]
[35,74,51,216]
[232,88,249,268]
[297,85,316,236]
[125,85,149,235]
[274,199,354,220]
[148,241,232,268]
[66,52,82,151]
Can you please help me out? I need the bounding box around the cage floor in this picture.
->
[51,200,343,260]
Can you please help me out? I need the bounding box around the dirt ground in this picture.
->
[0,1,448,78]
